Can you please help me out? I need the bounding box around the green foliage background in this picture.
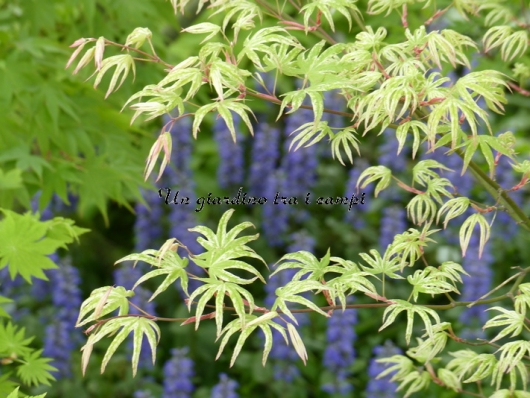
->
[1,0,530,397]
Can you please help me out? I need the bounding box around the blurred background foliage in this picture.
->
[1,0,530,397]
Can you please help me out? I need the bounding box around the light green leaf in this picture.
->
[272,281,330,324]
[182,23,221,43]
[437,368,461,392]
[407,267,460,302]
[389,225,438,271]
[396,121,427,159]
[330,128,360,165]
[447,350,496,383]
[16,350,57,387]
[406,194,437,226]
[412,160,452,187]
[300,0,360,32]
[215,315,287,367]
[0,322,34,358]
[379,300,441,345]
[484,307,525,343]
[397,370,431,398]
[83,317,160,377]
[437,197,470,229]
[0,210,63,282]
[289,121,331,152]
[459,213,490,258]
[376,354,415,381]
[356,166,391,197]
[76,286,133,327]
[118,249,190,300]
[359,249,402,279]
[271,248,333,282]
[192,103,218,139]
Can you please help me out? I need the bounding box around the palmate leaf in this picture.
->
[238,27,302,69]
[0,322,34,358]
[456,71,508,114]
[288,120,331,152]
[45,217,90,246]
[388,225,438,271]
[425,177,454,205]
[208,60,249,101]
[187,278,254,337]
[190,209,266,284]
[356,166,391,197]
[406,194,437,226]
[261,42,304,73]
[446,350,497,384]
[6,387,46,398]
[300,0,361,32]
[427,96,482,149]
[380,74,422,122]
[379,299,441,345]
[438,261,469,286]
[484,307,525,343]
[208,0,262,37]
[359,249,403,279]
[330,127,361,165]
[397,370,431,398]
[215,313,287,367]
[437,368,461,393]
[76,286,133,327]
[0,210,63,282]
[407,266,460,302]
[326,261,377,310]
[459,213,490,258]
[0,145,53,181]
[192,100,255,141]
[395,121,427,159]
[483,26,529,62]
[81,317,160,377]
[271,248,334,282]
[456,134,504,178]
[294,41,349,83]
[412,160,451,187]
[272,280,330,324]
[437,197,470,229]
[89,54,136,99]
[368,0,432,18]
[491,360,528,392]
[514,283,530,317]
[124,27,152,49]
[15,350,57,387]
[181,22,222,44]
[116,247,189,299]
[409,327,449,363]
[376,354,415,382]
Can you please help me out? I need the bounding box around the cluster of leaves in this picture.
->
[0,210,88,396]
[0,0,170,223]
[0,1,182,395]
[58,0,530,397]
